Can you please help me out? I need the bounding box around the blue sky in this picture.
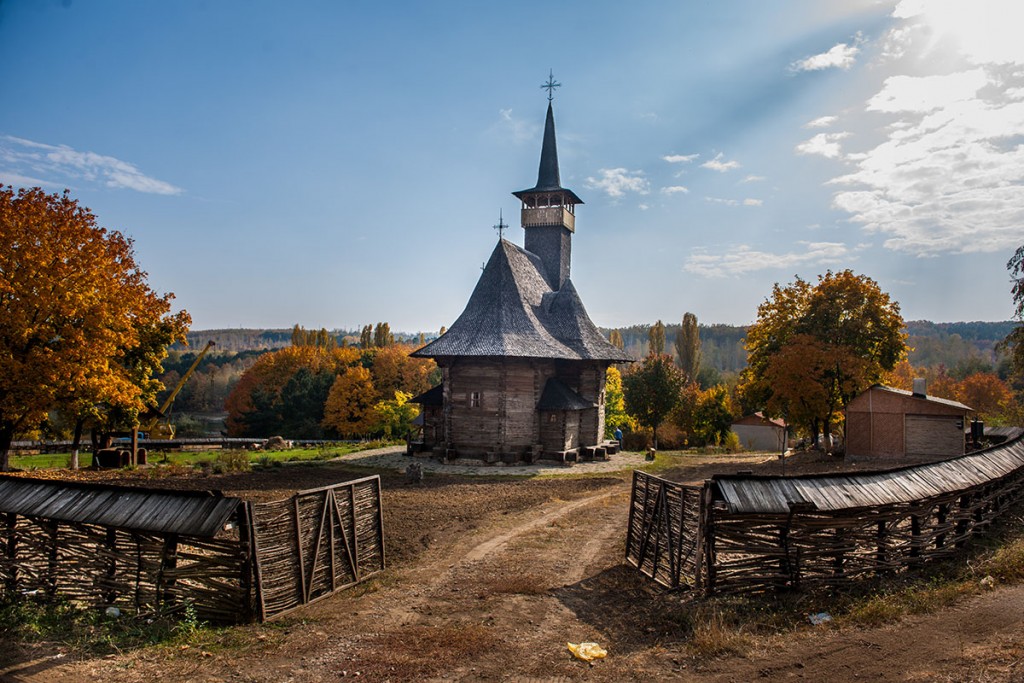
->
[1,1,1021,332]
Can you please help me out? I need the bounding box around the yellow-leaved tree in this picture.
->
[321,366,378,438]
[0,187,189,470]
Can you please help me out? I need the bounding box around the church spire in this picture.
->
[512,74,583,291]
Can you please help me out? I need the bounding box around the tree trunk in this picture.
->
[0,424,14,472]
[70,418,85,470]
[653,423,659,450]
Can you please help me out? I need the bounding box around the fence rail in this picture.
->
[627,436,1024,595]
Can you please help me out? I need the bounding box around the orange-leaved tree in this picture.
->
[224,345,359,437]
[0,186,189,470]
[322,366,378,438]
[741,271,906,443]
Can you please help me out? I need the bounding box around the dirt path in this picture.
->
[6,453,1024,681]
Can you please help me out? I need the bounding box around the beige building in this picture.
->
[845,382,973,461]
[731,412,786,452]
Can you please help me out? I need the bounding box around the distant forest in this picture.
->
[161,320,1017,425]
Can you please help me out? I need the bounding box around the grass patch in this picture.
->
[0,596,220,657]
[9,441,401,473]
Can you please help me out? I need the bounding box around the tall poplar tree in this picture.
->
[674,312,702,381]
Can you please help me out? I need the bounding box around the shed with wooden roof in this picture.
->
[412,96,631,463]
[845,382,973,461]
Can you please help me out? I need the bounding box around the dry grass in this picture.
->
[343,623,512,679]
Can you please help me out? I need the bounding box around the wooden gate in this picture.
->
[625,471,708,590]
[250,475,385,621]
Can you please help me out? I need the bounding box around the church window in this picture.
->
[469,392,481,408]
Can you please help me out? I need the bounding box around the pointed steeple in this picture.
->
[513,101,583,203]
[511,79,583,291]
[536,102,561,191]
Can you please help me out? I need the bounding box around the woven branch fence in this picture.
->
[0,475,384,623]
[627,436,1024,595]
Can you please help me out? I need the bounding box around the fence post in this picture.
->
[700,481,715,596]
[46,521,59,598]
[4,513,17,594]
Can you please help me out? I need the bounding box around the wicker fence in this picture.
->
[627,436,1024,595]
[0,475,384,623]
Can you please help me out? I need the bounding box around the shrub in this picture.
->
[214,450,251,473]
[723,430,742,453]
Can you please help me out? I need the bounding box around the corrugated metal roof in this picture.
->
[0,476,242,537]
[870,384,973,411]
[714,436,1024,514]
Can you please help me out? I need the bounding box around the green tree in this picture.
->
[741,270,906,444]
[623,355,686,449]
[0,187,189,470]
[371,390,419,438]
[360,325,373,350]
[1003,245,1024,379]
[674,312,702,381]
[648,320,666,356]
[692,385,734,446]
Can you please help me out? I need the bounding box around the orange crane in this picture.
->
[140,340,216,439]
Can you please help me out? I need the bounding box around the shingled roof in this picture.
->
[413,239,631,362]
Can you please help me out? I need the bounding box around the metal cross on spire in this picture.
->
[493,209,508,241]
[541,69,561,101]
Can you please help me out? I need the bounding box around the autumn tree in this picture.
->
[674,312,702,381]
[369,345,435,401]
[623,355,686,449]
[373,322,393,348]
[603,366,632,437]
[692,385,734,446]
[648,320,666,356]
[0,187,189,470]
[609,329,624,350]
[322,366,377,438]
[360,325,373,350]
[224,345,358,437]
[958,372,1013,423]
[741,270,906,444]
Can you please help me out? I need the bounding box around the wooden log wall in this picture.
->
[250,475,384,621]
[627,465,1024,596]
[625,471,706,589]
[0,516,249,623]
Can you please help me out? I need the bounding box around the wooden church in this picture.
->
[411,91,631,463]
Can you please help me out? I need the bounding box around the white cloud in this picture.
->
[805,115,838,128]
[660,185,690,195]
[684,242,851,277]
[705,196,738,206]
[867,70,987,113]
[741,174,766,183]
[0,135,182,195]
[824,5,1024,256]
[663,153,699,164]
[584,168,650,198]
[638,203,650,211]
[743,198,763,206]
[701,153,741,172]
[796,132,851,159]
[792,40,860,72]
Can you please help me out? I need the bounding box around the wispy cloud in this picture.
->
[701,153,741,172]
[0,136,182,195]
[705,196,762,207]
[741,174,765,183]
[663,153,699,164]
[495,109,538,144]
[584,168,650,198]
[684,242,850,277]
[743,198,763,206]
[660,185,690,195]
[792,38,861,72]
[805,115,838,128]
[796,132,851,159]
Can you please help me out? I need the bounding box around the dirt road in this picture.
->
[4,453,1024,681]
